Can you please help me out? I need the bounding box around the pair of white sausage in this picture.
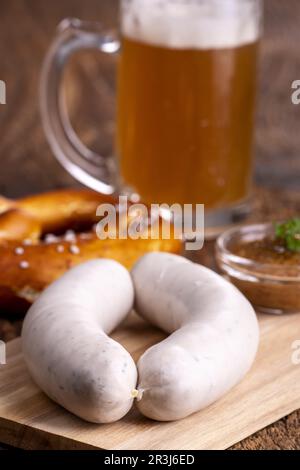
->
[22,253,259,423]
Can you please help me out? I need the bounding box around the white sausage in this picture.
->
[131,253,259,421]
[22,259,136,423]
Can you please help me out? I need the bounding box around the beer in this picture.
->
[117,0,260,208]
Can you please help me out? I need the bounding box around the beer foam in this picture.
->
[121,0,261,49]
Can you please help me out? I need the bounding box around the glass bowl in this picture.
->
[216,223,300,314]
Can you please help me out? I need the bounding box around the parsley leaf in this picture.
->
[275,218,300,253]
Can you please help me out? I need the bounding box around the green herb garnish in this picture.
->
[275,218,300,253]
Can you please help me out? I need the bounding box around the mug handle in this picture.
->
[40,18,120,195]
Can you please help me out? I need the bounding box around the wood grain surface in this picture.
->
[0,312,299,450]
[0,0,299,450]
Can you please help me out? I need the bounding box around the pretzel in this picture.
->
[0,209,41,242]
[0,189,117,236]
[0,189,181,315]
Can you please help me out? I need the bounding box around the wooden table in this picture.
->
[0,0,299,450]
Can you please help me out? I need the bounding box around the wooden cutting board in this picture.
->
[0,312,299,450]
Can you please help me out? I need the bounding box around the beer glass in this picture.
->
[41,0,263,228]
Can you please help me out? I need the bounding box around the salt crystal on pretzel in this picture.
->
[69,245,80,255]
[15,247,25,256]
[19,261,30,270]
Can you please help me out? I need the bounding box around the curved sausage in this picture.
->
[22,259,136,423]
[131,252,259,421]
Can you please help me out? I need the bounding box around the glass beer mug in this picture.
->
[41,0,263,228]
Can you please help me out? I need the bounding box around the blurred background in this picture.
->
[0,0,299,203]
